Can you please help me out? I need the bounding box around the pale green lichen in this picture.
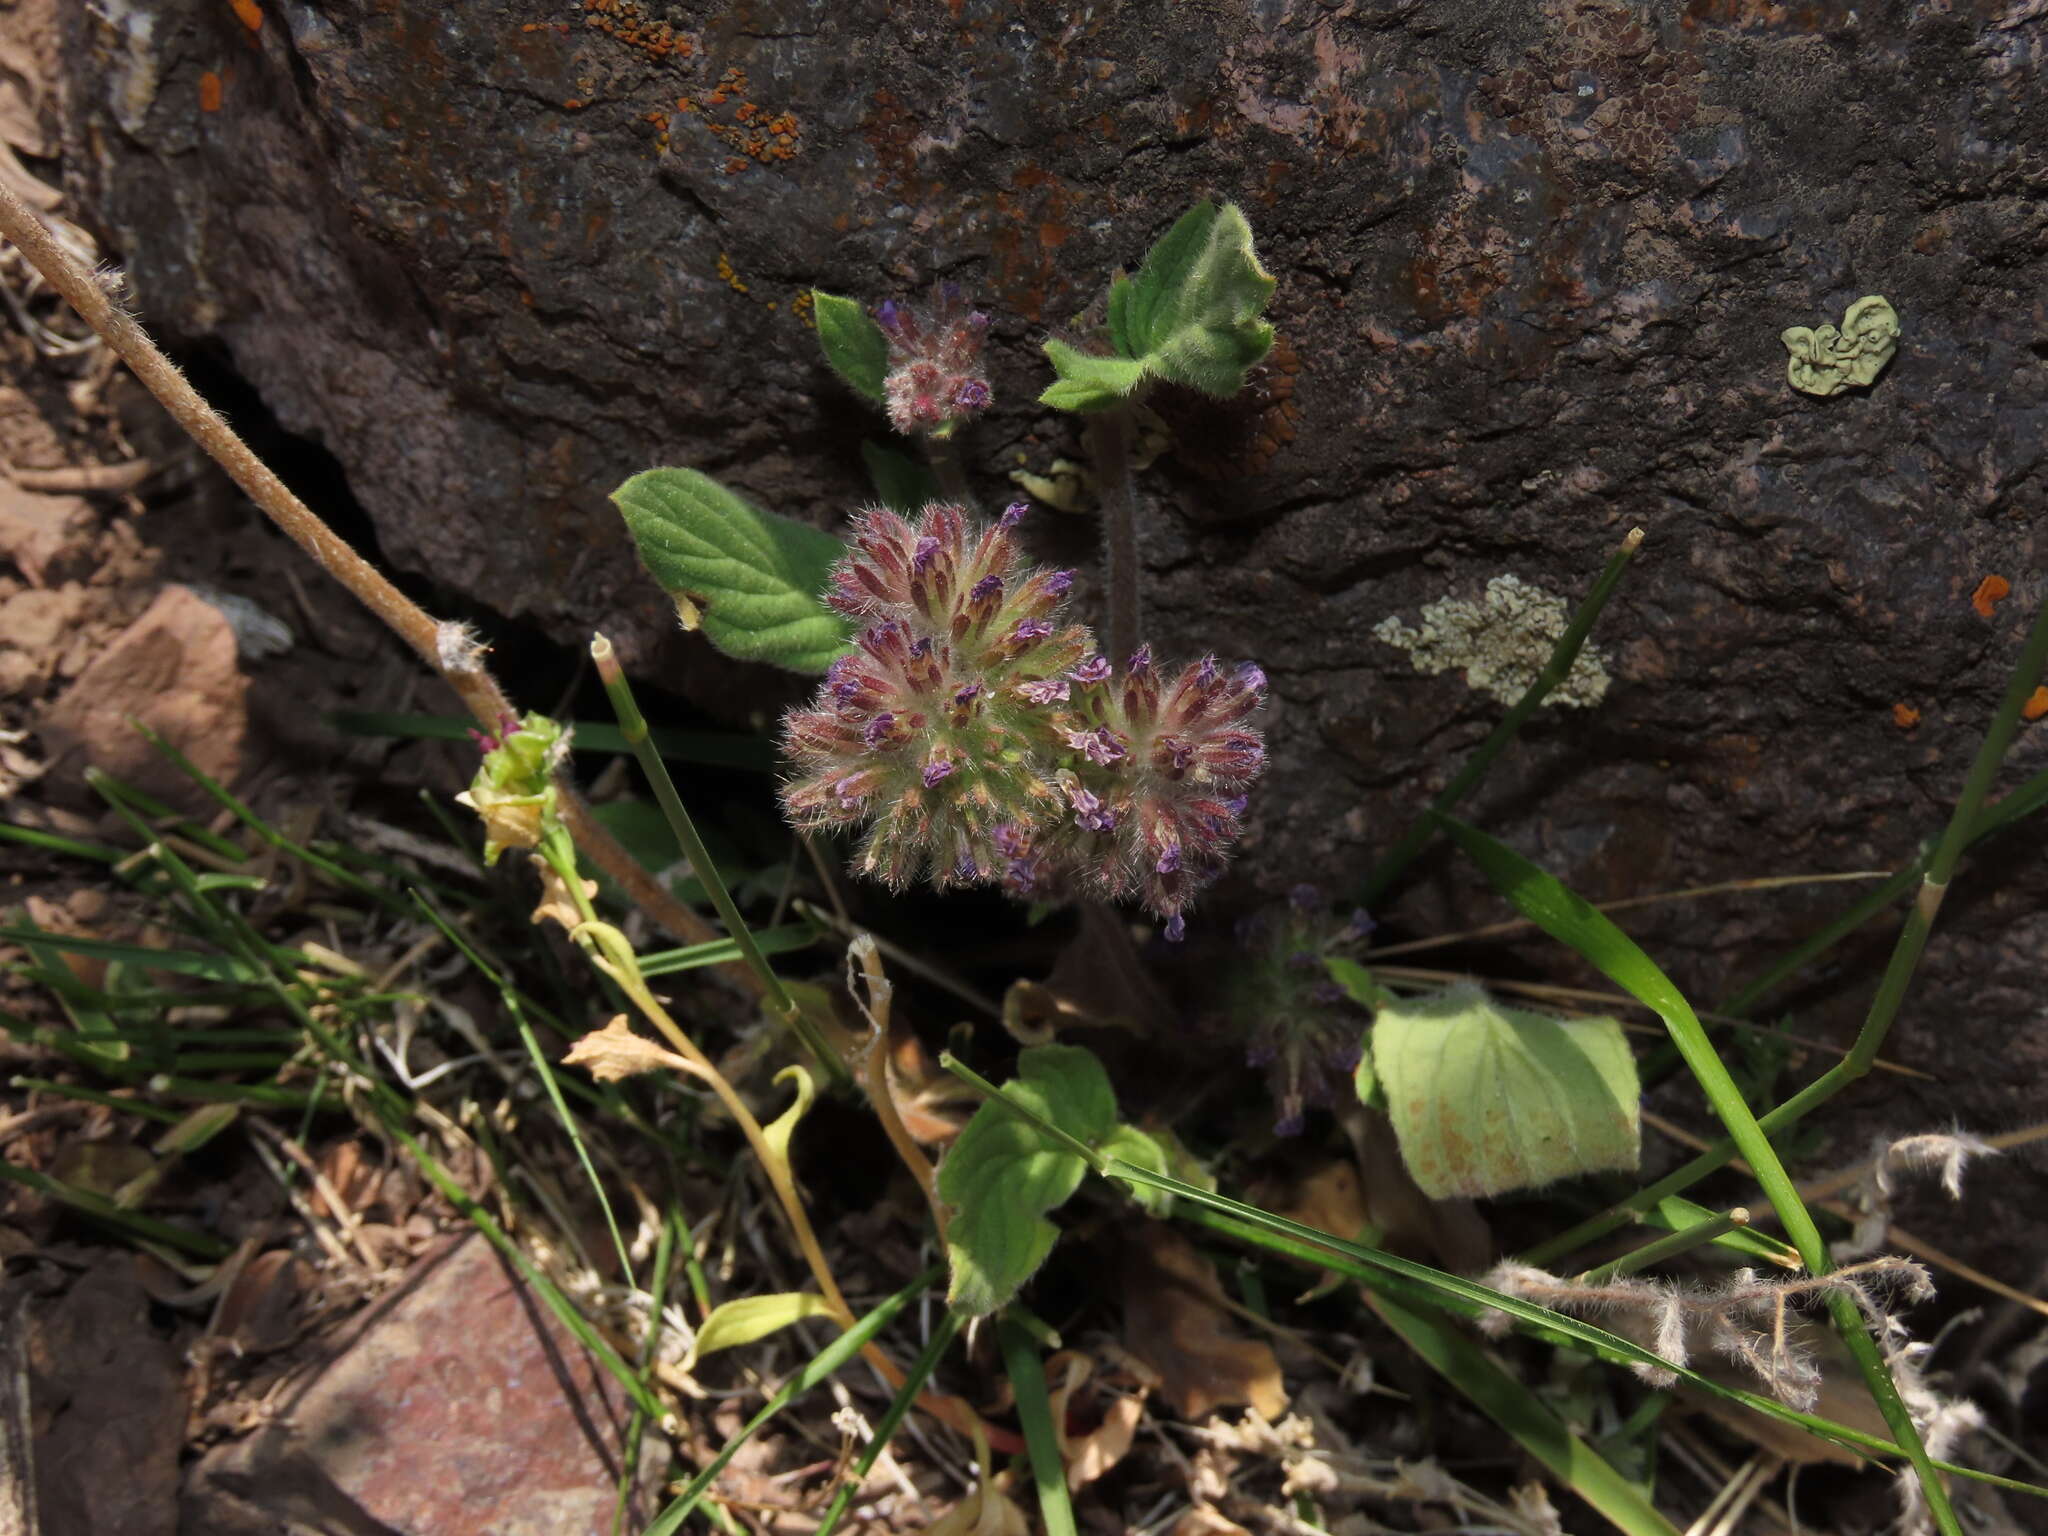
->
[1373,574,1611,709]
[1781,295,1899,397]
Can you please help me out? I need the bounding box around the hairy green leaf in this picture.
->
[812,289,889,403]
[1038,340,1149,412]
[687,1291,838,1368]
[938,1044,1117,1315]
[613,467,851,674]
[1098,1123,1173,1214]
[1371,981,1640,1199]
[1120,201,1276,395]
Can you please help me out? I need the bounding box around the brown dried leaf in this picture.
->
[529,863,597,931]
[1044,1351,1147,1490]
[1122,1222,1287,1421]
[564,1015,687,1083]
[1170,1508,1252,1536]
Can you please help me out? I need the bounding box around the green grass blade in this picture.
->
[0,1157,228,1257]
[0,821,126,862]
[1119,1162,2043,1499]
[814,1310,962,1536]
[641,1267,939,1535]
[1367,1291,1676,1536]
[997,1315,1079,1536]
[0,926,251,980]
[1432,813,1959,1534]
[636,924,819,977]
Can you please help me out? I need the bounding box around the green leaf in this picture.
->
[1119,201,1276,397]
[613,467,851,674]
[1371,981,1640,1199]
[812,289,889,403]
[1098,1123,1174,1215]
[687,1291,838,1367]
[1649,1194,1801,1269]
[860,439,939,514]
[1037,339,1149,412]
[937,1044,1117,1316]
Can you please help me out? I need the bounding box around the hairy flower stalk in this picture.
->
[782,502,1267,936]
[1230,887,1374,1134]
[877,284,992,438]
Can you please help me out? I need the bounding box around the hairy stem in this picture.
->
[1361,526,1644,907]
[0,179,728,963]
[923,428,975,510]
[1086,405,1142,664]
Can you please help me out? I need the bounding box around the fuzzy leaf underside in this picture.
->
[938,1044,1117,1316]
[1371,982,1640,1200]
[613,467,851,674]
[812,289,889,403]
[1040,201,1276,413]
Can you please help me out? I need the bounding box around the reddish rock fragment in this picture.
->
[185,1235,656,1536]
[37,583,248,812]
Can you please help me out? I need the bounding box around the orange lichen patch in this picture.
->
[579,0,693,58]
[791,289,815,328]
[1972,575,2011,618]
[198,70,224,112]
[2024,687,2048,722]
[228,0,264,31]
[715,252,748,294]
[1892,702,1921,729]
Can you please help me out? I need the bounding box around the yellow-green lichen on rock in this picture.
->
[1781,295,1899,397]
[1374,574,1611,709]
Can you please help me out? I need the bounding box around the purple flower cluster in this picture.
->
[875,285,992,437]
[782,502,1268,936]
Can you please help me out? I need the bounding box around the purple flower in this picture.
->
[1017,677,1070,705]
[1235,662,1268,693]
[1128,643,1153,675]
[922,757,955,788]
[1070,655,1112,685]
[913,536,941,573]
[969,574,1003,604]
[1067,782,1116,833]
[1165,913,1187,943]
[863,713,898,749]
[1155,844,1181,874]
[1065,726,1128,766]
[999,502,1028,529]
[1045,569,1074,597]
[1196,656,1219,688]
[876,299,904,335]
[1345,908,1377,941]
[1006,618,1053,648]
[953,681,983,708]
[954,379,991,411]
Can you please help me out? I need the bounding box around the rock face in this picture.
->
[58,4,2048,1269]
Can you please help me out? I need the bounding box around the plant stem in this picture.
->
[590,634,841,1079]
[923,428,975,510]
[1579,1208,1750,1284]
[0,177,721,960]
[1361,526,1644,907]
[1086,405,1142,664]
[1525,587,2048,1268]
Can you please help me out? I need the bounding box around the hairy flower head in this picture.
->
[876,284,991,437]
[783,503,1269,935]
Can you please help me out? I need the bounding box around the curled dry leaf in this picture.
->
[529,862,598,931]
[563,1015,687,1083]
[1045,1350,1148,1490]
[1122,1221,1287,1421]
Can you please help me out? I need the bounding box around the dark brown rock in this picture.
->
[55,3,2048,1277]
[23,1256,185,1536]
[184,1234,656,1536]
